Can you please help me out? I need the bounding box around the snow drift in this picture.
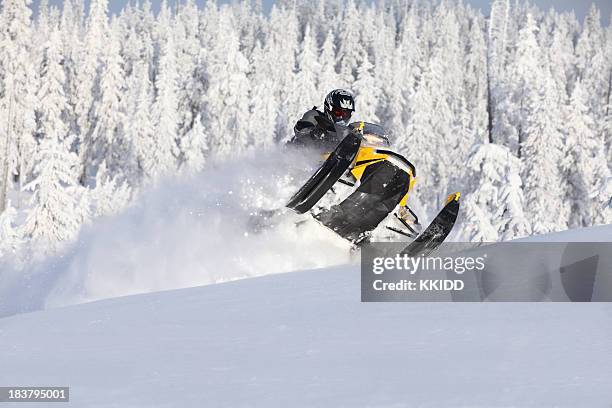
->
[0,147,354,317]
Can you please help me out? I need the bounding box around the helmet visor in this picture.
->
[331,106,352,121]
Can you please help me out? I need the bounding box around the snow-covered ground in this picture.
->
[1,266,611,407]
[2,226,612,407]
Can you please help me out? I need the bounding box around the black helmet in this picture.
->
[324,89,355,124]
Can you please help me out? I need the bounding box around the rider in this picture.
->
[290,89,355,149]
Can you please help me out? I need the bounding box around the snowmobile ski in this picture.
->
[401,192,461,257]
[286,132,361,214]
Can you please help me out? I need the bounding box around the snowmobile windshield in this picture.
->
[359,123,391,147]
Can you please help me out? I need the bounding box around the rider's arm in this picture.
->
[289,109,322,146]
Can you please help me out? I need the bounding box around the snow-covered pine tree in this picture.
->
[402,4,464,208]
[353,48,380,123]
[205,8,251,155]
[0,201,22,258]
[516,14,565,234]
[461,142,530,242]
[59,0,82,140]
[508,12,541,157]
[336,0,361,87]
[464,16,489,148]
[523,99,566,232]
[36,23,69,157]
[22,127,83,253]
[461,194,500,242]
[374,6,408,149]
[234,0,260,60]
[174,0,201,157]
[90,22,133,182]
[266,5,298,142]
[487,0,510,143]
[429,5,466,199]
[180,113,208,174]
[317,30,339,99]
[565,81,612,227]
[249,40,279,149]
[33,0,51,83]
[495,158,531,240]
[0,0,37,212]
[22,22,89,252]
[575,5,603,83]
[604,22,612,164]
[125,60,155,182]
[397,4,423,108]
[291,25,321,122]
[74,0,109,185]
[402,70,435,209]
[91,161,132,217]
[150,4,180,179]
[579,13,609,127]
[548,13,576,101]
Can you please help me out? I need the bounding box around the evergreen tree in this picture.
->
[0,0,37,212]
[521,74,566,234]
[59,0,81,140]
[291,25,321,121]
[509,13,543,157]
[566,81,612,227]
[0,201,22,258]
[464,17,489,147]
[249,40,279,149]
[92,161,132,217]
[22,130,84,252]
[205,9,251,155]
[90,23,132,182]
[461,142,530,242]
[150,10,180,178]
[336,0,361,87]
[317,30,338,98]
[174,0,201,152]
[126,61,156,181]
[487,0,510,143]
[180,113,208,173]
[74,0,109,185]
[267,5,298,141]
[548,14,576,101]
[353,50,380,123]
[36,26,69,159]
[603,23,612,164]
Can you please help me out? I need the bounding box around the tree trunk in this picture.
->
[486,49,494,144]
[517,91,524,159]
[605,70,611,117]
[0,90,15,214]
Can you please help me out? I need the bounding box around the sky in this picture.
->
[31,0,612,26]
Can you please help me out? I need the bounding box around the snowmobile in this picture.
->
[286,120,460,257]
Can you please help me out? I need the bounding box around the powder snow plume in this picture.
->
[0,147,353,316]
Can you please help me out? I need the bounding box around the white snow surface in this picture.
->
[1,261,612,407]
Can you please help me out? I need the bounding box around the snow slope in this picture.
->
[1,269,611,407]
[2,227,612,407]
